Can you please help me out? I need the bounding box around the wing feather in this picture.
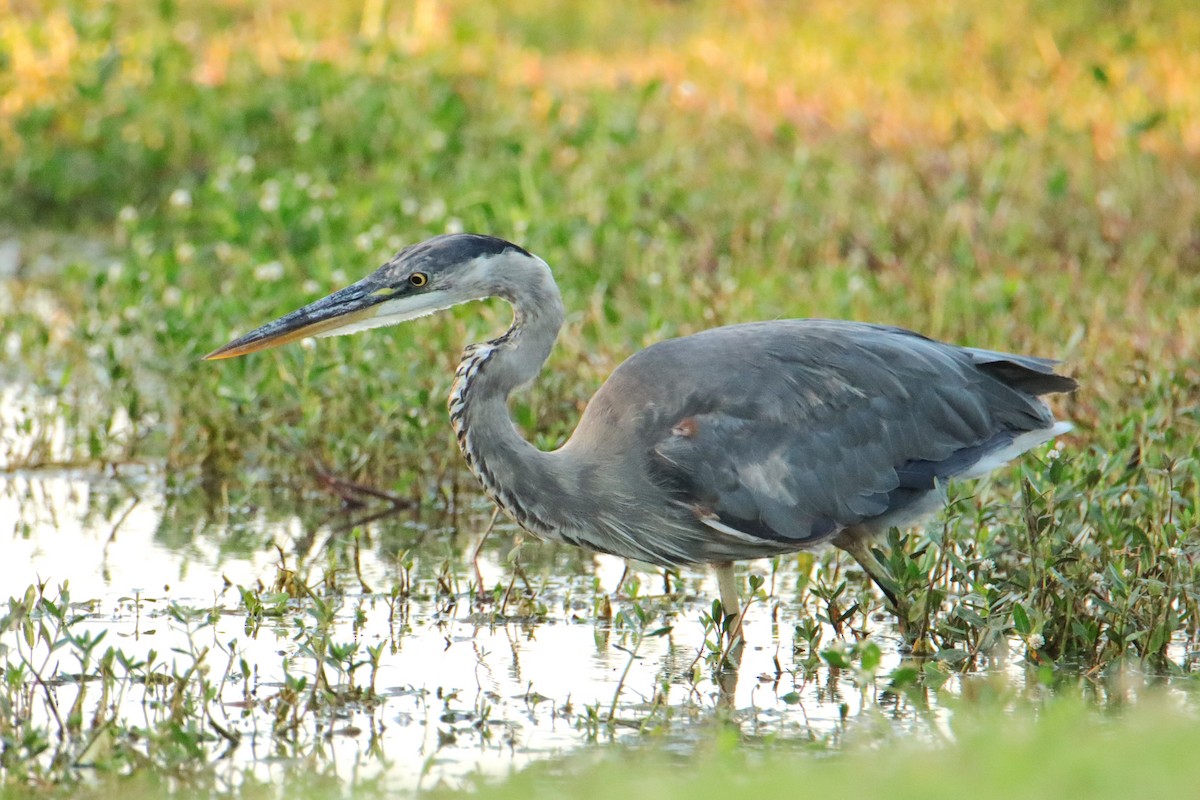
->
[572,320,1079,547]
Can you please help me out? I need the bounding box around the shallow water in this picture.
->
[2,466,1193,791]
[0,467,926,788]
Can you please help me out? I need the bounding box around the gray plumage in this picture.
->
[207,233,1078,600]
[537,319,1074,566]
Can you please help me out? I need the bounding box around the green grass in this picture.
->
[1,0,1199,795]
[449,697,1200,800]
[16,694,1200,800]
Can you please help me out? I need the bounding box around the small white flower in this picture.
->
[1027,633,1045,650]
[214,242,234,263]
[106,261,124,281]
[259,180,281,213]
[445,217,464,234]
[401,197,419,216]
[302,280,321,294]
[163,286,183,307]
[306,206,325,223]
[419,197,447,223]
[354,232,374,252]
[979,558,995,572]
[175,243,195,263]
[236,154,256,174]
[168,189,192,209]
[253,261,285,281]
[118,206,139,223]
[330,269,347,284]
[308,183,335,200]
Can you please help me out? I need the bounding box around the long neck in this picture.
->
[448,259,569,535]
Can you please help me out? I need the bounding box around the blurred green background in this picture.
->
[2,0,1196,488]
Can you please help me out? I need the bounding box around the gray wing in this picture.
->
[576,319,1075,548]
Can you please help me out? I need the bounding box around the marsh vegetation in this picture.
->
[1,1,1198,797]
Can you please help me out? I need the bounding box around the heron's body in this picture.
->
[207,233,1076,613]
[452,315,1072,568]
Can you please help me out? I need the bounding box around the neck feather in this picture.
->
[447,258,568,535]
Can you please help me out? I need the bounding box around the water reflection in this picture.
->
[0,469,1191,790]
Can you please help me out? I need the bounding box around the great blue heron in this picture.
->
[206,233,1076,635]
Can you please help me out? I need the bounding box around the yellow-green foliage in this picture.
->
[452,698,1200,800]
[1,0,1196,478]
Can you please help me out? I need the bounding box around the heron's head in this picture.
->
[204,234,542,360]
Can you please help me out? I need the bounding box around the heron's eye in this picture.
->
[409,272,428,287]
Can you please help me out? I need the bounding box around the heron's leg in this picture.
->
[833,534,902,610]
[713,561,743,640]
[613,562,631,597]
[471,507,502,599]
